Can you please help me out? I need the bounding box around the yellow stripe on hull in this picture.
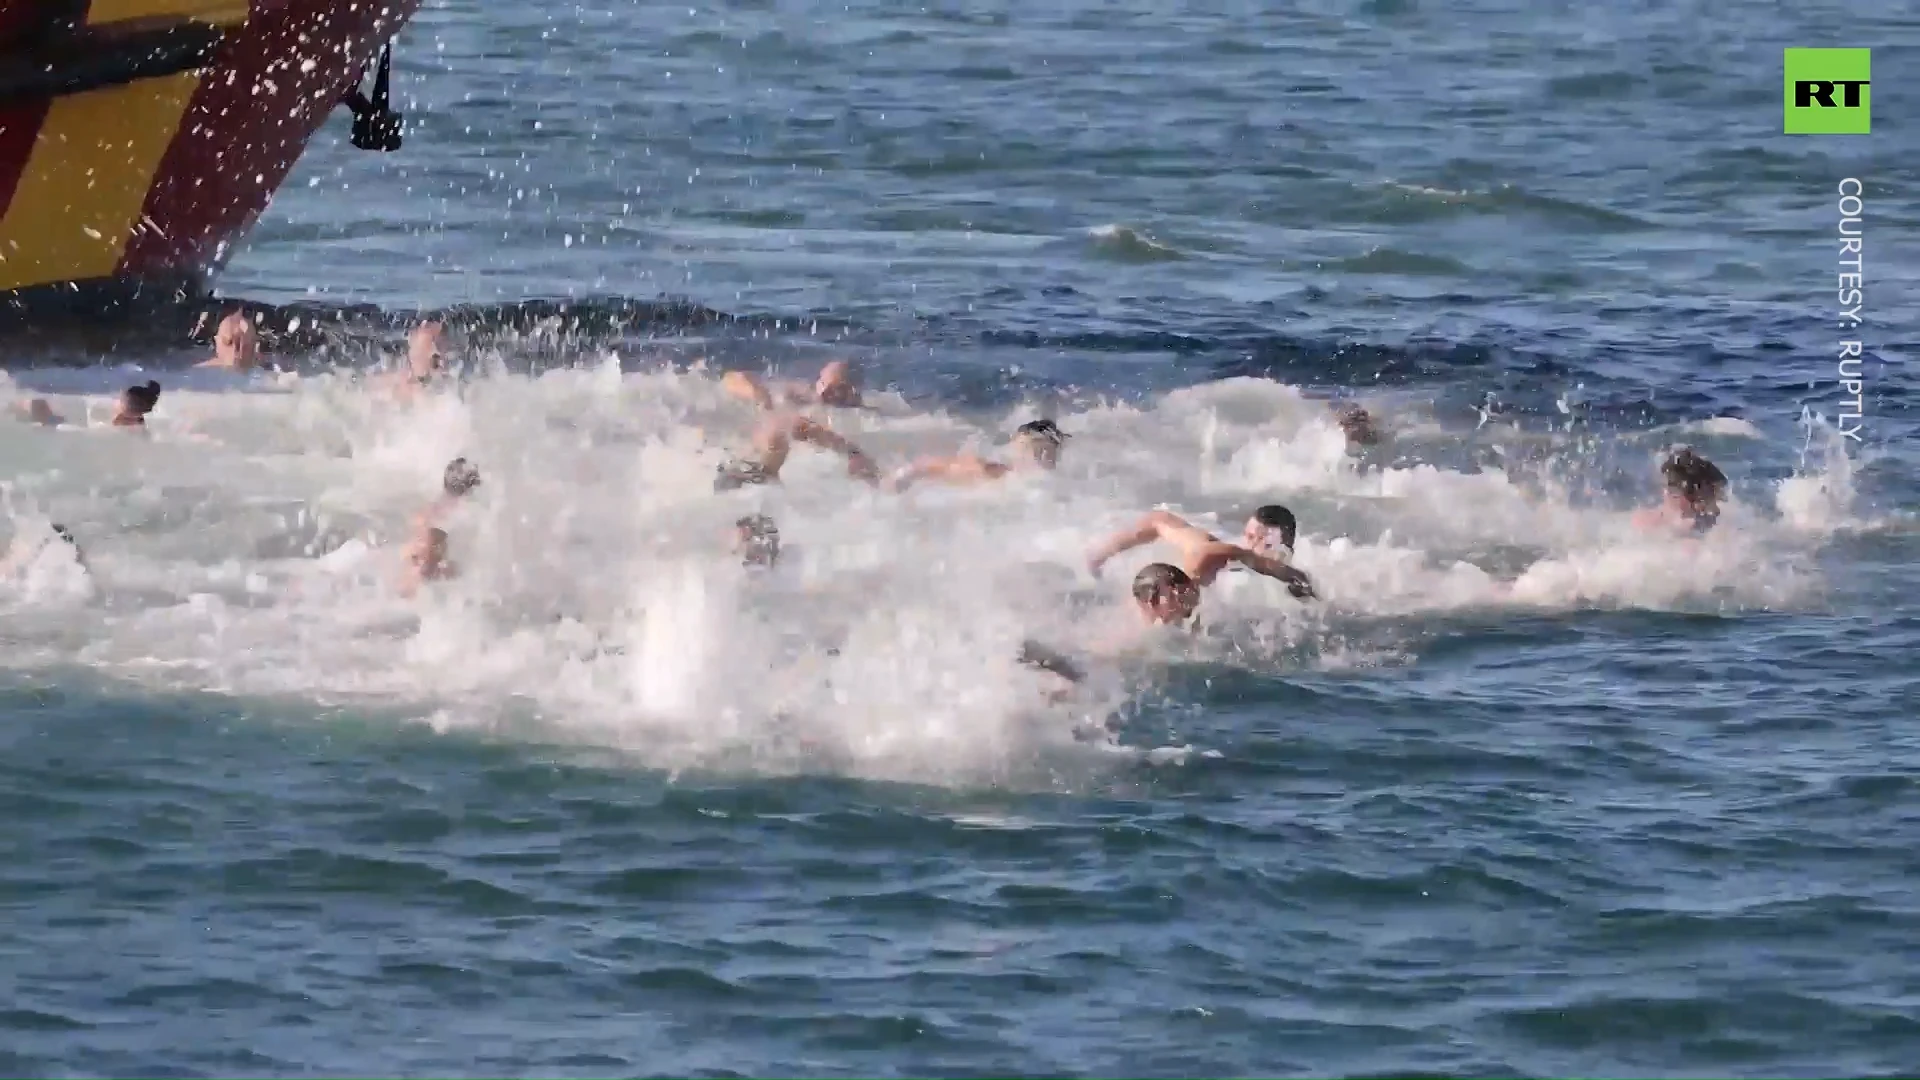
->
[0,72,202,292]
[86,0,250,27]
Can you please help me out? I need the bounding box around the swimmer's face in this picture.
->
[408,530,451,577]
[1241,517,1269,553]
[409,321,446,376]
[1138,582,1200,624]
[1664,486,1720,521]
[814,361,859,406]
[1241,517,1291,557]
[1014,432,1061,469]
[217,315,259,365]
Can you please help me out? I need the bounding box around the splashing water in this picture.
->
[0,364,1839,785]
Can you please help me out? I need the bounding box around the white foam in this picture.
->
[0,366,1839,784]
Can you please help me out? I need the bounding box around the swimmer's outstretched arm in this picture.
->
[788,416,879,483]
[885,454,994,492]
[1086,510,1199,575]
[721,371,778,411]
[1231,548,1317,600]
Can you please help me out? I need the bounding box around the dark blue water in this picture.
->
[3,1,1917,1075]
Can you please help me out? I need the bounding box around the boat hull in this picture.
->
[0,0,419,319]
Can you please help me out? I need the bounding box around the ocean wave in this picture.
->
[1333,247,1472,276]
[1083,224,1189,262]
[1358,181,1655,231]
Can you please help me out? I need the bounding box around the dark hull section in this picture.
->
[0,0,420,319]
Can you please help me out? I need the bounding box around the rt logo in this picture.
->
[1785,48,1870,134]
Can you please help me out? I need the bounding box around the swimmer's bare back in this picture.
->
[1088,510,1315,597]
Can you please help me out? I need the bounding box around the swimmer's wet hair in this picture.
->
[50,524,74,546]
[1132,562,1194,603]
[1662,447,1727,500]
[443,457,482,497]
[1253,505,1298,549]
[1337,403,1380,444]
[1016,418,1069,444]
[714,459,773,492]
[122,380,161,413]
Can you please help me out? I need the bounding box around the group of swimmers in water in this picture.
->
[5,310,1735,685]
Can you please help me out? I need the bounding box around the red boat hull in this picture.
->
[0,0,418,314]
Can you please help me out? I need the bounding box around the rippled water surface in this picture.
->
[2,0,1917,1075]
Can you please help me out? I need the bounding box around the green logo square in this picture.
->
[1785,48,1871,134]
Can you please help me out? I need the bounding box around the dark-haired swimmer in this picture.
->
[885,419,1069,491]
[715,412,878,491]
[1336,403,1380,449]
[1130,562,1203,626]
[415,456,483,530]
[111,381,161,429]
[1088,506,1316,600]
[380,321,450,403]
[1633,446,1727,535]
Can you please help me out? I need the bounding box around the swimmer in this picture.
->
[885,419,1069,491]
[111,381,161,428]
[1633,446,1727,535]
[381,320,449,402]
[1337,403,1380,448]
[715,411,878,491]
[415,456,482,529]
[0,522,86,577]
[1129,562,1203,626]
[196,311,260,372]
[13,398,65,426]
[1087,506,1316,600]
[721,359,864,410]
[396,526,458,597]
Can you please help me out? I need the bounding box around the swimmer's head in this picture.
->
[814,360,861,407]
[24,398,58,425]
[1337,404,1379,446]
[408,527,452,577]
[735,514,781,567]
[1013,418,1069,469]
[408,320,446,378]
[443,457,482,497]
[714,459,774,492]
[119,380,161,418]
[1242,505,1298,557]
[1661,447,1726,522]
[215,311,259,370]
[1132,562,1199,624]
